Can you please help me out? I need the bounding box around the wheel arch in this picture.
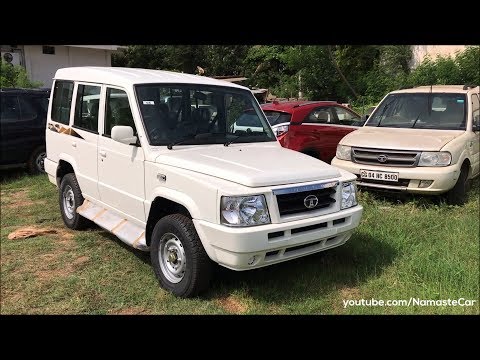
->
[55,154,78,187]
[145,191,199,247]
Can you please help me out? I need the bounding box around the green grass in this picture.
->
[1,169,478,314]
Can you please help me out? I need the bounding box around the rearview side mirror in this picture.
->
[111,126,138,145]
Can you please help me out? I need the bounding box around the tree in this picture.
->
[0,61,42,88]
[408,46,479,86]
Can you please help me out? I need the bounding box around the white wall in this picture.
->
[23,45,112,87]
[411,45,467,69]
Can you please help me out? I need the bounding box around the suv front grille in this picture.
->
[352,148,419,167]
[275,183,337,217]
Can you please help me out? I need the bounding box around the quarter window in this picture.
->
[51,81,74,125]
[73,84,101,133]
[105,88,136,136]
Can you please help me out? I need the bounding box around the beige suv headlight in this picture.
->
[221,195,271,227]
[336,145,352,161]
[418,152,451,167]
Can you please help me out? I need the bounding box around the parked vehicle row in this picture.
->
[3,67,478,297]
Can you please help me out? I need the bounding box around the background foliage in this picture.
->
[113,45,479,109]
[0,61,43,88]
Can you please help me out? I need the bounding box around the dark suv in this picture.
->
[0,88,50,173]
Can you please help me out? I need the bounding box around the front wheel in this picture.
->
[59,173,90,229]
[445,167,470,205]
[150,214,212,297]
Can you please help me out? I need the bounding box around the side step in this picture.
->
[77,200,149,251]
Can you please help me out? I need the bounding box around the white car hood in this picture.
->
[155,144,340,187]
[341,127,463,151]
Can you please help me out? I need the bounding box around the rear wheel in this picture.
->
[59,173,90,229]
[27,146,46,174]
[150,214,212,297]
[445,166,470,205]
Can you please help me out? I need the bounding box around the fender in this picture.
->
[58,153,79,175]
[146,187,202,220]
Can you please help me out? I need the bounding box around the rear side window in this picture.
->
[51,81,74,125]
[18,97,38,121]
[473,94,479,129]
[0,96,20,123]
[73,84,101,133]
[305,107,335,124]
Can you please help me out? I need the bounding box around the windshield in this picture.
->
[135,84,276,146]
[263,110,292,126]
[365,93,467,130]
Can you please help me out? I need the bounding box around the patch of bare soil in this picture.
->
[216,295,248,314]
[8,227,58,240]
[340,287,361,299]
[72,256,90,268]
[2,189,45,208]
[35,267,73,282]
[109,307,148,315]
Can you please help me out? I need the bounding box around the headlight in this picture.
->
[341,182,357,209]
[418,152,451,167]
[336,145,352,161]
[274,125,289,137]
[221,195,271,227]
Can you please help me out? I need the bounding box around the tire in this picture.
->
[446,167,470,205]
[59,173,90,230]
[27,146,46,174]
[150,214,212,297]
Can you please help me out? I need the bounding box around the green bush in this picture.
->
[0,60,42,88]
[408,46,479,87]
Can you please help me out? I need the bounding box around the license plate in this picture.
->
[360,169,399,182]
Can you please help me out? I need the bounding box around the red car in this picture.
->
[261,101,364,163]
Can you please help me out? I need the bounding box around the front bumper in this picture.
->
[331,157,461,194]
[193,205,363,270]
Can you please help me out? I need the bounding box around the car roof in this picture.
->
[54,67,249,90]
[0,87,50,95]
[391,85,479,94]
[261,100,339,112]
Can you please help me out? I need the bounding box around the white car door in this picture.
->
[69,82,101,199]
[98,86,146,222]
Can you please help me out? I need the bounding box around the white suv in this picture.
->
[45,67,363,297]
[332,85,479,205]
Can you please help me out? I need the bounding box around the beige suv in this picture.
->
[332,85,479,204]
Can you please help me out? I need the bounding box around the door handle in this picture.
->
[72,142,77,148]
[99,150,107,158]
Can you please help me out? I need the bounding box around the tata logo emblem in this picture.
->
[377,154,388,163]
[304,195,319,209]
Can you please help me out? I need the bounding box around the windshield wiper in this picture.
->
[410,111,422,128]
[224,135,241,147]
[167,134,198,150]
[376,99,395,127]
